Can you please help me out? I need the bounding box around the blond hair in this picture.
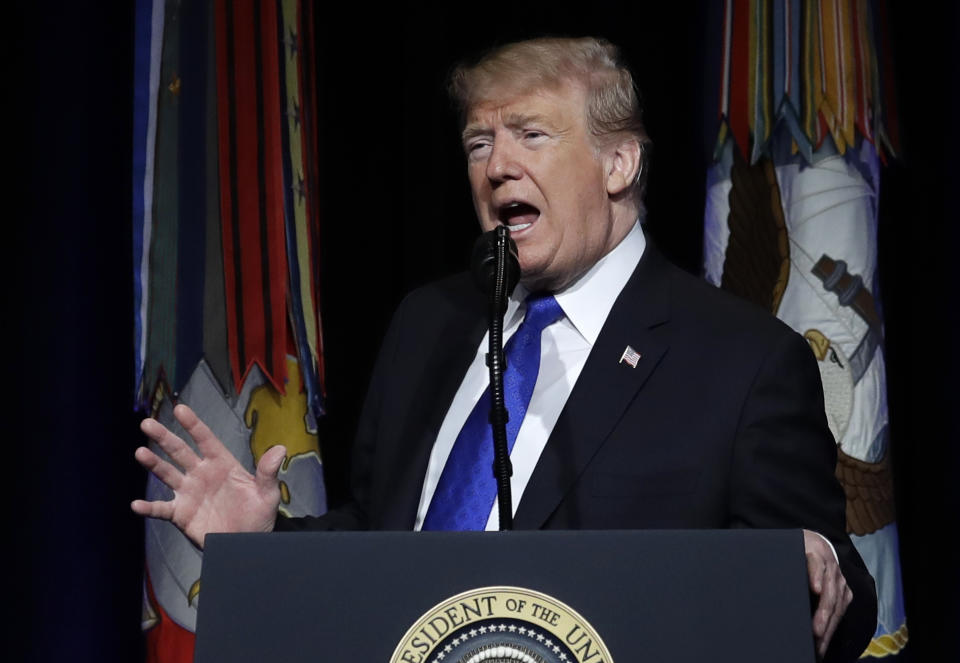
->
[449,36,651,200]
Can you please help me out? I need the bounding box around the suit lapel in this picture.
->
[514,244,674,529]
[376,283,488,529]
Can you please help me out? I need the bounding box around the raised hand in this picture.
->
[803,529,854,659]
[131,403,287,548]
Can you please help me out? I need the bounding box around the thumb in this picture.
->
[255,445,287,490]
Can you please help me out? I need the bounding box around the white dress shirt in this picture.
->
[414,222,646,530]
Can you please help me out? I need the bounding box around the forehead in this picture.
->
[463,82,589,131]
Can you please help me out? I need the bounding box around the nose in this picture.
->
[485,137,522,184]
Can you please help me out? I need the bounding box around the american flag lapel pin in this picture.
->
[619,345,641,368]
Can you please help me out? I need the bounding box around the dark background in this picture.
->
[10,2,956,660]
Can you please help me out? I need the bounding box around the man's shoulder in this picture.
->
[381,272,486,349]
[395,271,482,318]
[640,246,803,351]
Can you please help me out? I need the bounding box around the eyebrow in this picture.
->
[461,112,560,143]
[461,125,491,143]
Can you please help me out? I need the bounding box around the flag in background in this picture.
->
[703,1,906,657]
[133,1,327,661]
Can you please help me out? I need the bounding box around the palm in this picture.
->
[166,451,278,545]
[132,404,285,548]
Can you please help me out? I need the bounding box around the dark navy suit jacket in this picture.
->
[279,241,877,662]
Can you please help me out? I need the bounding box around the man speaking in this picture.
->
[132,37,876,662]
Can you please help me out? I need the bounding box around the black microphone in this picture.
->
[471,226,521,300]
[470,225,520,530]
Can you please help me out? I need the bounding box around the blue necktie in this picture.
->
[422,293,564,531]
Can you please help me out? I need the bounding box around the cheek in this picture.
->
[468,177,492,225]
[467,164,487,192]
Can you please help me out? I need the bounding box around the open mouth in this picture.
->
[498,201,540,233]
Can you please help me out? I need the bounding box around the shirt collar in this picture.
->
[507,221,646,345]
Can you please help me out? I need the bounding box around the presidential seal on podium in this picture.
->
[390,586,613,663]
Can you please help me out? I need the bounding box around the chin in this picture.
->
[519,270,560,293]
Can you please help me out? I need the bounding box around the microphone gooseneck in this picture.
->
[470,226,520,531]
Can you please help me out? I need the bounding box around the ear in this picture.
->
[605,137,641,197]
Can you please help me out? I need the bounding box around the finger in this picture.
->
[255,445,287,491]
[813,564,839,638]
[818,574,850,657]
[813,568,844,659]
[141,417,201,472]
[173,404,228,460]
[806,549,826,596]
[131,498,175,521]
[134,446,184,491]
[819,607,839,657]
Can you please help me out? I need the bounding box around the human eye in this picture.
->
[522,129,548,144]
[465,138,492,159]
